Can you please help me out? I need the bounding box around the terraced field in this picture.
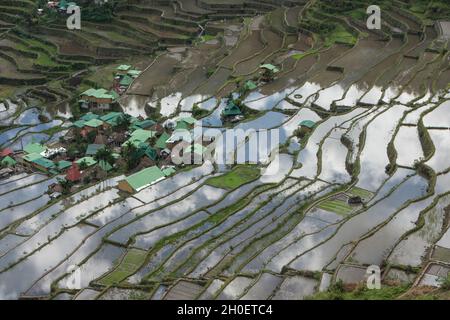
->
[1,0,450,300]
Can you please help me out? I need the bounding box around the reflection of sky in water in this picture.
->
[134,211,209,250]
[357,104,407,191]
[336,84,367,107]
[359,86,383,105]
[245,88,294,111]
[108,185,226,245]
[423,100,450,128]
[293,108,364,178]
[403,103,434,125]
[0,225,95,299]
[350,196,434,266]
[0,174,46,195]
[288,82,321,104]
[288,175,427,272]
[318,128,350,184]
[394,126,423,166]
[426,130,450,173]
[314,84,345,110]
[134,162,214,203]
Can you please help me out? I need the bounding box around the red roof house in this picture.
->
[66,162,81,182]
[0,148,13,157]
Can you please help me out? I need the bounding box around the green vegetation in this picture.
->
[317,199,353,215]
[205,165,260,190]
[308,281,410,300]
[324,23,357,46]
[98,249,147,285]
[348,187,373,199]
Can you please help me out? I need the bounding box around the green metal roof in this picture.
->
[117,64,131,71]
[223,102,242,116]
[73,120,86,128]
[299,120,316,129]
[245,80,257,90]
[84,118,104,128]
[23,153,42,163]
[1,156,16,167]
[98,160,113,172]
[80,88,118,101]
[119,75,133,87]
[124,166,166,191]
[130,129,156,141]
[131,119,156,130]
[80,112,99,121]
[123,129,156,148]
[86,144,105,156]
[57,160,72,170]
[162,167,176,176]
[144,147,158,161]
[32,157,55,169]
[24,143,46,155]
[76,157,97,167]
[127,70,141,77]
[100,112,124,126]
[155,132,170,149]
[260,64,280,73]
[175,121,189,130]
[179,116,197,125]
[100,112,122,122]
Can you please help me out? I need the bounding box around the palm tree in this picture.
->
[94,146,115,165]
[121,143,139,170]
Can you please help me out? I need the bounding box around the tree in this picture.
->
[121,143,139,171]
[115,115,130,131]
[94,147,115,165]
[79,160,88,170]
[57,177,73,195]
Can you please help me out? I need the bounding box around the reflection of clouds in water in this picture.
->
[357,105,407,191]
[0,225,95,299]
[423,100,450,128]
[314,84,345,110]
[289,175,427,272]
[319,129,350,184]
[426,130,450,173]
[108,185,226,244]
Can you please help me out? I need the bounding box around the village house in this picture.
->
[117,166,166,193]
[116,64,131,76]
[76,156,97,168]
[298,120,316,134]
[260,63,280,82]
[79,88,119,111]
[222,100,243,122]
[122,129,156,148]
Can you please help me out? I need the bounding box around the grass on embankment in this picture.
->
[307,282,410,300]
[98,248,147,286]
[317,199,353,215]
[348,186,373,199]
[205,165,261,190]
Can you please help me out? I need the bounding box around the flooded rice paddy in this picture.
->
[1,2,450,300]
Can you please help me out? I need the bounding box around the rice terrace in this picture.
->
[0,0,450,302]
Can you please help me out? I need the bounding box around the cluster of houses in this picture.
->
[0,148,17,178]
[40,1,77,15]
[113,65,141,94]
[0,107,213,196]
[79,65,141,111]
[0,61,295,197]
